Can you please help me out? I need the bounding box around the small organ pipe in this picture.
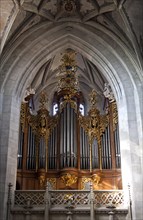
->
[115,125,121,168]
[102,134,105,169]
[117,124,121,168]
[80,128,82,168]
[51,128,56,169]
[18,125,24,169]
[107,126,111,169]
[64,108,66,167]
[82,128,84,169]
[52,130,54,168]
[60,113,63,168]
[67,103,70,155]
[55,126,58,169]
[105,128,108,169]
[86,133,88,169]
[73,111,76,167]
[71,108,74,167]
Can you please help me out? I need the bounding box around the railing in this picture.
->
[94,190,124,207]
[50,190,90,206]
[14,190,45,206]
[14,189,125,208]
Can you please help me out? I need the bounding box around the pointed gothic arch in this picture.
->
[0,21,142,220]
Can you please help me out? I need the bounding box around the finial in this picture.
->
[39,91,48,109]
[89,89,97,108]
[59,50,77,75]
[57,50,79,93]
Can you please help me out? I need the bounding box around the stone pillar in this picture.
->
[0,95,20,220]
[66,214,73,220]
[25,212,31,220]
[6,183,13,220]
[118,94,143,220]
[108,211,115,220]
[44,181,50,220]
[90,182,95,220]
[23,198,33,220]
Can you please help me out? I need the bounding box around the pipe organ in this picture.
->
[17,52,122,190]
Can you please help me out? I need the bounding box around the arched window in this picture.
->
[53,103,58,115]
[79,103,84,116]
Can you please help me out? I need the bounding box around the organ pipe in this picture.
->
[17,125,24,169]
[71,108,74,167]
[115,124,121,168]
[18,99,120,172]
[17,53,121,184]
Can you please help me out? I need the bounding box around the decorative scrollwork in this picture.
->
[60,173,77,187]
[47,178,56,189]
[60,98,77,113]
[57,51,79,95]
[27,114,37,134]
[79,90,109,143]
[39,91,48,109]
[81,177,91,190]
[38,175,46,189]
[112,101,118,131]
[20,103,27,132]
[79,90,109,170]
[81,174,101,190]
[27,91,59,138]
[92,174,101,186]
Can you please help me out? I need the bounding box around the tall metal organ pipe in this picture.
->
[114,125,121,168]
[26,126,36,170]
[60,103,77,168]
[17,125,24,169]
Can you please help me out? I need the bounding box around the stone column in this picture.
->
[108,211,115,220]
[90,182,95,220]
[0,95,20,220]
[6,183,13,220]
[44,181,50,220]
[24,198,33,220]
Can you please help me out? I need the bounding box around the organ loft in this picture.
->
[17,51,122,191]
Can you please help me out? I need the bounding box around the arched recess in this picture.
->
[0,22,142,220]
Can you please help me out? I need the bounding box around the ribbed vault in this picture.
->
[1,21,142,106]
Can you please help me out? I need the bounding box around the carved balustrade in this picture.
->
[14,190,125,208]
[14,190,45,206]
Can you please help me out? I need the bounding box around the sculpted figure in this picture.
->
[103,83,115,103]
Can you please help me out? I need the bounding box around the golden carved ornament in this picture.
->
[112,101,118,131]
[99,114,109,136]
[60,95,77,113]
[57,51,79,94]
[81,174,101,190]
[79,90,109,143]
[27,91,58,137]
[20,102,27,132]
[60,173,77,187]
[39,91,48,109]
[47,178,56,190]
[89,89,97,108]
[81,177,91,190]
[78,90,109,171]
[38,175,46,189]
[59,51,77,74]
[27,114,37,134]
[92,174,101,185]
